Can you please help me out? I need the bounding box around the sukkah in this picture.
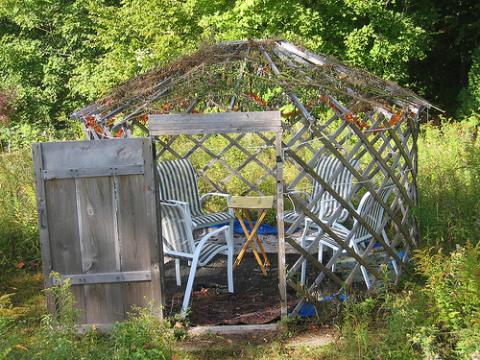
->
[71,39,432,317]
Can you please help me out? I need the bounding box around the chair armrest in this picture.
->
[287,190,311,199]
[285,190,311,214]
[193,225,230,257]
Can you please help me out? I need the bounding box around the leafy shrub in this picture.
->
[0,293,28,358]
[338,245,480,360]
[459,48,480,117]
[111,307,174,360]
[415,244,480,359]
[0,120,84,151]
[339,288,424,359]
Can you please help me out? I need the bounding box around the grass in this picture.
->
[0,119,479,359]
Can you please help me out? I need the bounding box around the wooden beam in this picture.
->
[52,271,152,285]
[149,111,282,136]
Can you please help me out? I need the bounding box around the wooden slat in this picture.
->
[39,139,145,171]
[118,138,164,319]
[147,138,165,317]
[42,164,144,180]
[75,176,124,324]
[54,271,152,285]
[228,196,274,209]
[31,143,54,314]
[45,178,86,323]
[149,111,281,135]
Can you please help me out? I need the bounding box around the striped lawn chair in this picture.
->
[313,186,398,288]
[157,159,235,233]
[285,156,357,226]
[284,156,358,284]
[161,200,234,314]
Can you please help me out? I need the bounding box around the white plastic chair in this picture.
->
[314,186,399,288]
[285,156,358,284]
[160,200,234,314]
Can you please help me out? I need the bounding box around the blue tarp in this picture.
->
[210,219,278,235]
[298,293,347,318]
[233,220,278,235]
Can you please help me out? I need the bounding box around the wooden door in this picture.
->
[32,138,164,329]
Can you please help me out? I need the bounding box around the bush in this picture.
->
[110,307,174,360]
[338,244,480,360]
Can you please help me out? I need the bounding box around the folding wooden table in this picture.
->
[228,195,274,276]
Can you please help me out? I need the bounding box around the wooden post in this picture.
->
[275,130,287,317]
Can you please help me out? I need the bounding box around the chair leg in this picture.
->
[353,242,371,289]
[230,220,235,254]
[318,242,324,264]
[175,259,181,286]
[383,230,399,277]
[181,257,199,314]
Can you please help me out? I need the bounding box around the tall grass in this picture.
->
[1,277,174,359]
[417,121,480,248]
[0,151,38,272]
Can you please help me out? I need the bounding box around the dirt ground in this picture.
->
[163,254,300,326]
[162,231,373,326]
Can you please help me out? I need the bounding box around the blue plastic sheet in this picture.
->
[233,220,278,235]
[210,219,278,235]
[298,293,347,318]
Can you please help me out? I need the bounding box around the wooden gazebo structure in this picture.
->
[71,39,432,317]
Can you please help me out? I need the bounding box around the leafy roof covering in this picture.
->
[71,40,432,138]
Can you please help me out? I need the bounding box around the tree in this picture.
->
[0,0,104,128]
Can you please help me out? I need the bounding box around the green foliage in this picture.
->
[32,276,81,359]
[459,48,480,117]
[0,120,83,151]
[0,150,38,271]
[417,120,480,248]
[338,245,480,359]
[0,293,28,358]
[416,245,480,335]
[410,0,480,113]
[111,307,174,360]
[0,0,103,125]
[1,275,174,359]
[0,0,436,149]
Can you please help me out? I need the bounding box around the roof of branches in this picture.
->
[71,39,432,136]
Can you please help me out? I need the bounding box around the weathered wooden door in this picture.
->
[32,138,164,329]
